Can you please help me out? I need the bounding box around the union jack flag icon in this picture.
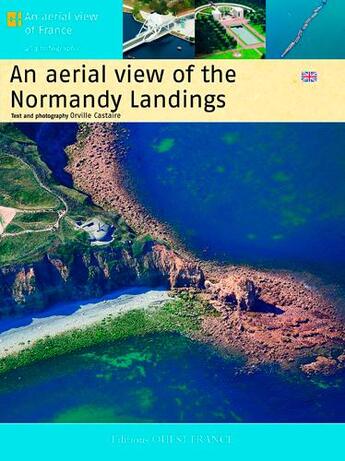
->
[301,71,318,82]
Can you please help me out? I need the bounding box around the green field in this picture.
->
[0,232,58,265]
[0,153,60,210]
[6,211,59,233]
[0,292,218,375]
[209,48,262,59]
[250,23,265,36]
[0,124,139,265]
[196,4,266,60]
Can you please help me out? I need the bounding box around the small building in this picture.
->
[76,217,115,246]
[220,6,246,27]
[232,7,244,19]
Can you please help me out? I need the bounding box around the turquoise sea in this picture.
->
[0,333,345,422]
[267,0,345,58]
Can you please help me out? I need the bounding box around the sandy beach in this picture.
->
[0,287,169,358]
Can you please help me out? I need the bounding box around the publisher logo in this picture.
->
[7,11,22,27]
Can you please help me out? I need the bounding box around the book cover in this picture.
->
[0,1,344,459]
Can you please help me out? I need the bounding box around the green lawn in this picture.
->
[209,48,262,59]
[0,124,137,265]
[250,23,265,36]
[0,231,57,265]
[7,211,58,232]
[0,153,60,210]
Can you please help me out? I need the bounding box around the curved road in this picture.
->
[1,153,69,238]
[195,2,256,16]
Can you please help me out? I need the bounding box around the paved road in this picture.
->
[1,153,69,238]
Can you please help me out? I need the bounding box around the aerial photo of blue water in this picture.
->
[123,123,345,293]
[1,333,345,422]
[17,122,78,187]
[267,0,345,58]
[1,122,344,423]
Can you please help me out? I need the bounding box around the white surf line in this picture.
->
[0,288,170,358]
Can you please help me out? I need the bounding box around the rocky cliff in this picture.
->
[0,242,205,316]
[62,123,345,371]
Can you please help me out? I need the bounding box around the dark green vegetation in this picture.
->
[209,49,261,59]
[6,212,59,233]
[196,15,236,56]
[246,8,266,32]
[195,1,266,59]
[0,124,137,266]
[0,292,217,375]
[0,153,59,210]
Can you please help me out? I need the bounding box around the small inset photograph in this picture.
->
[267,0,343,59]
[195,1,266,59]
[123,1,195,59]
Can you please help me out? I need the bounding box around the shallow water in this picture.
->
[123,123,345,292]
[9,122,345,423]
[0,333,344,423]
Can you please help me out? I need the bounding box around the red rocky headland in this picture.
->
[65,124,345,374]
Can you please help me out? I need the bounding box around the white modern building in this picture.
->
[76,217,115,246]
[231,6,244,19]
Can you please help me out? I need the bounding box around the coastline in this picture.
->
[0,290,214,375]
[63,123,345,373]
[0,287,169,359]
[0,122,344,375]
[66,124,187,254]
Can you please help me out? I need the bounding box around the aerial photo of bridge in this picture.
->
[123,1,195,59]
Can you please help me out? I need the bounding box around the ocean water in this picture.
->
[123,13,194,59]
[267,0,345,58]
[123,123,345,292]
[6,122,344,423]
[16,123,78,187]
[0,333,344,423]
